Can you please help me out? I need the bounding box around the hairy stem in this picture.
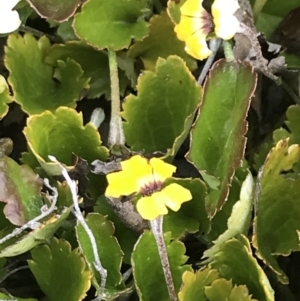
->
[150,216,177,301]
[223,40,235,61]
[108,50,125,147]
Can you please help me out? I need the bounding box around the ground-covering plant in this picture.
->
[0,0,300,300]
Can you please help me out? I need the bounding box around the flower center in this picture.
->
[200,10,214,34]
[139,180,163,196]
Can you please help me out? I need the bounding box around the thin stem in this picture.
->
[19,25,63,43]
[108,50,125,147]
[49,156,107,299]
[150,216,177,301]
[198,38,221,85]
[0,266,29,284]
[223,40,235,61]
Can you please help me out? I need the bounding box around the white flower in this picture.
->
[0,0,21,34]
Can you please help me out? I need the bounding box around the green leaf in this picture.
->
[46,41,129,99]
[253,139,300,283]
[252,0,269,19]
[210,235,275,301]
[256,0,300,38]
[0,156,43,226]
[73,0,149,50]
[23,107,108,176]
[283,53,300,69]
[205,278,258,301]
[203,173,254,261]
[27,0,81,22]
[5,33,89,115]
[188,60,257,216]
[273,105,300,144]
[0,75,12,119]
[0,207,71,257]
[28,237,92,301]
[94,196,138,264]
[132,231,192,301]
[207,165,248,242]
[57,19,79,41]
[178,268,219,301]
[76,213,123,290]
[163,178,209,239]
[167,0,187,24]
[122,55,201,156]
[0,292,37,301]
[128,11,196,72]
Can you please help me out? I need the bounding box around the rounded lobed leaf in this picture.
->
[46,41,129,99]
[26,0,81,22]
[73,0,149,50]
[23,106,108,176]
[5,33,89,115]
[28,237,92,301]
[122,55,201,155]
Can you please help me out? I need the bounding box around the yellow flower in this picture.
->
[105,155,192,220]
[174,0,239,60]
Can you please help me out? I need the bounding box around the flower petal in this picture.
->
[185,31,212,60]
[174,15,199,41]
[121,155,152,178]
[136,193,168,220]
[105,170,138,197]
[161,183,192,211]
[0,11,21,34]
[122,155,154,190]
[150,157,176,183]
[180,0,204,17]
[212,0,240,40]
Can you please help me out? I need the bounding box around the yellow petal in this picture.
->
[212,0,239,40]
[180,0,204,17]
[175,15,200,41]
[161,183,192,211]
[185,32,212,60]
[150,157,176,183]
[136,194,168,220]
[105,170,138,198]
[121,155,152,179]
[106,155,149,197]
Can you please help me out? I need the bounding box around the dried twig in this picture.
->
[49,156,107,299]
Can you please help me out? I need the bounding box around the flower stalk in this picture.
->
[150,216,178,301]
[223,40,235,61]
[108,50,125,147]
